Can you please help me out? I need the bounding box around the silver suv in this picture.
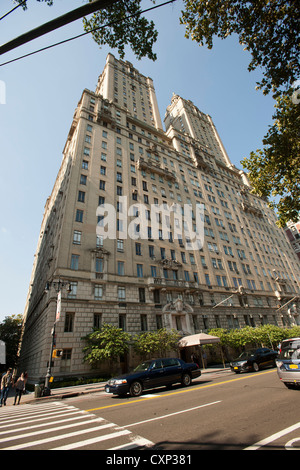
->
[276,337,300,390]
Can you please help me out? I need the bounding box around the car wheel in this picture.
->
[252,362,259,372]
[284,383,299,390]
[129,381,143,397]
[181,373,191,387]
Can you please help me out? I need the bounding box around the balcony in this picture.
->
[136,157,176,183]
[147,277,198,290]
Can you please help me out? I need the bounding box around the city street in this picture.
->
[0,368,299,451]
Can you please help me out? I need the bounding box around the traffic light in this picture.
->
[52,349,63,358]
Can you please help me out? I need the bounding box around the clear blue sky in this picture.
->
[0,0,275,322]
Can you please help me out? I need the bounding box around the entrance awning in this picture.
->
[178,333,220,348]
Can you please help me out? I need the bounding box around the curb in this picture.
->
[13,367,230,405]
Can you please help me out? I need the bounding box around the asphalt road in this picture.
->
[78,368,300,451]
[0,368,299,451]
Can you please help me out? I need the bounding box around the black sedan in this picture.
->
[105,358,201,397]
[230,347,278,374]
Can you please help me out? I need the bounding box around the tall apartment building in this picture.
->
[19,53,300,382]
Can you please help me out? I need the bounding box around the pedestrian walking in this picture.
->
[0,368,14,406]
[13,372,27,405]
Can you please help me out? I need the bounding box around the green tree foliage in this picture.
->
[83,0,158,61]
[0,314,23,368]
[180,0,300,96]
[242,88,300,227]
[82,323,131,368]
[209,325,300,352]
[16,0,158,61]
[132,328,181,358]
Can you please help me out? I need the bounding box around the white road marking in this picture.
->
[244,422,300,450]
[50,429,132,450]
[125,400,222,428]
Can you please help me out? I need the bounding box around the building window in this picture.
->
[78,190,85,202]
[119,314,126,331]
[67,282,77,299]
[75,209,83,223]
[117,239,124,251]
[153,289,160,304]
[73,230,81,245]
[156,314,163,329]
[135,243,142,255]
[118,261,125,276]
[94,313,102,329]
[140,314,148,331]
[139,287,145,303]
[95,258,103,273]
[80,174,87,185]
[64,313,75,332]
[94,285,103,300]
[137,264,143,277]
[70,254,79,270]
[205,273,211,286]
[118,286,126,300]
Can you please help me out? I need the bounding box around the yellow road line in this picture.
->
[85,369,276,412]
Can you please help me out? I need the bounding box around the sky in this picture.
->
[0,0,275,322]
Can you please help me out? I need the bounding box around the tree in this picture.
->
[83,0,158,61]
[15,1,299,93]
[180,0,300,97]
[241,88,300,227]
[132,328,181,359]
[0,314,23,369]
[82,323,131,369]
[15,0,158,61]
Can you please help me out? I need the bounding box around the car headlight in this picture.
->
[114,379,127,385]
[276,360,283,368]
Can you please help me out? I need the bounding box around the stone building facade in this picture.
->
[18,54,300,383]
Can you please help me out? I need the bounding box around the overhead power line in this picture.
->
[0,0,27,21]
[0,0,176,67]
[0,0,120,55]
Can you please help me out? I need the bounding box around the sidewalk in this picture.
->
[2,366,230,406]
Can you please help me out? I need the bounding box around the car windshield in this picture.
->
[279,340,300,360]
[237,350,257,360]
[133,361,152,372]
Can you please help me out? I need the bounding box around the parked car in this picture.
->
[230,347,278,374]
[105,358,201,397]
[276,337,300,389]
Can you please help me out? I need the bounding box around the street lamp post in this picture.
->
[44,279,71,396]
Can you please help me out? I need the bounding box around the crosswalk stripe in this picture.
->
[2,423,124,450]
[0,417,105,444]
[0,409,84,428]
[50,429,132,450]
[0,400,152,450]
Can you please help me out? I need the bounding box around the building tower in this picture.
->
[19,54,300,382]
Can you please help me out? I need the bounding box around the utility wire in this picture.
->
[0,0,120,55]
[0,0,176,67]
[0,1,27,21]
